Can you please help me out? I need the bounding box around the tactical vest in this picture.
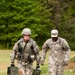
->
[17,38,35,63]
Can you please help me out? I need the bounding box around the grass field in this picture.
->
[0,50,75,75]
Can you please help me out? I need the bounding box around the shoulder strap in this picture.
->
[18,38,28,53]
[21,41,29,61]
[17,39,28,61]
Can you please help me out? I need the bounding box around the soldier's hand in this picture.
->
[63,61,68,66]
[40,60,44,66]
[36,64,40,69]
[41,63,44,66]
[11,62,14,66]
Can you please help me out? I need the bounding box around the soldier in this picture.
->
[10,28,40,75]
[40,29,70,75]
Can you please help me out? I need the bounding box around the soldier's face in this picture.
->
[23,35,30,41]
[52,37,58,42]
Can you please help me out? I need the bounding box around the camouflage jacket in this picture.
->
[10,38,40,65]
[41,37,70,64]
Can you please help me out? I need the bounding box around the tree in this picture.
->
[0,0,75,50]
[0,0,53,49]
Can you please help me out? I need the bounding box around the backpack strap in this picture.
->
[17,38,28,61]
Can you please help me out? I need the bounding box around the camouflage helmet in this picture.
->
[22,28,31,35]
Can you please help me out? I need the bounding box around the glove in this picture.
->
[36,64,40,69]
[63,61,68,66]
[40,60,44,66]
[11,62,14,66]
[41,63,44,66]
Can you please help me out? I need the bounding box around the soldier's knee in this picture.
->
[18,69,24,75]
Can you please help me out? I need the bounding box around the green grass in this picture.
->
[64,70,75,75]
[41,65,75,75]
[0,50,11,75]
[0,50,75,75]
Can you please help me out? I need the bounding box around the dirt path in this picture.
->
[66,62,75,69]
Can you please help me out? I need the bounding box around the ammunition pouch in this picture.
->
[32,68,41,75]
[7,64,18,75]
[22,54,35,64]
[28,55,35,63]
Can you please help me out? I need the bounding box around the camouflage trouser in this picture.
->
[48,57,64,75]
[18,63,33,75]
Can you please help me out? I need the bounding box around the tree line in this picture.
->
[0,0,75,50]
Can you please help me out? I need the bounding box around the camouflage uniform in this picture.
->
[10,38,40,75]
[41,37,70,75]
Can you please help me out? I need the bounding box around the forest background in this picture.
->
[0,0,75,50]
